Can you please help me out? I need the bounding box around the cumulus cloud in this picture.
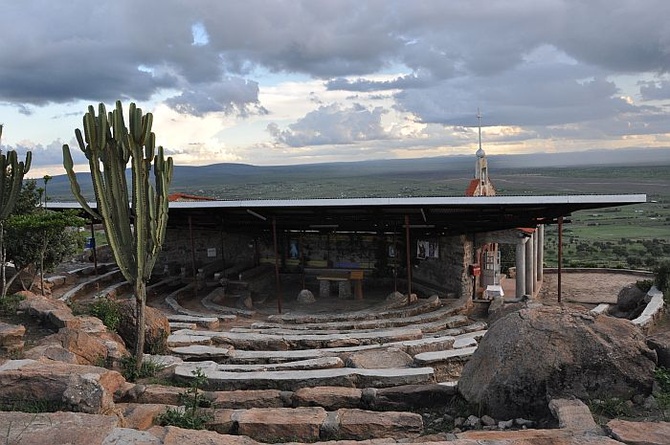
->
[165,77,267,117]
[267,103,389,147]
[639,80,670,100]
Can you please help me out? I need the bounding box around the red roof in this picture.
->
[465,179,479,197]
[168,192,216,202]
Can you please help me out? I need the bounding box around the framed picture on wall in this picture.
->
[417,240,439,259]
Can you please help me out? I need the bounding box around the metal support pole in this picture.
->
[405,214,412,298]
[272,217,282,314]
[557,216,563,303]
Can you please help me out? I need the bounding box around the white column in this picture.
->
[531,231,538,295]
[516,239,526,298]
[536,225,544,282]
[525,234,534,297]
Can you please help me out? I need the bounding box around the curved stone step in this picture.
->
[135,383,458,412]
[216,357,344,372]
[453,330,487,349]
[246,305,469,333]
[233,313,469,336]
[201,291,256,317]
[171,327,424,351]
[267,294,443,324]
[175,361,435,391]
[170,344,379,363]
[166,314,220,330]
[170,330,475,364]
[58,268,122,302]
[165,288,237,322]
[414,346,477,382]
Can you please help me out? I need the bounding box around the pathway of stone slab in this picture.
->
[155,293,495,440]
[10,267,670,443]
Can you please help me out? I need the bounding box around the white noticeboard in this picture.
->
[207,248,217,258]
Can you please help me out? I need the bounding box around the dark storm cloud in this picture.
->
[1,0,669,128]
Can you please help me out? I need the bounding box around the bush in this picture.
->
[654,261,670,295]
[0,294,25,316]
[89,297,121,332]
[120,355,165,383]
[654,367,670,412]
[156,368,212,430]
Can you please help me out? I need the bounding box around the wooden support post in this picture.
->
[558,216,563,303]
[189,215,197,298]
[405,214,412,300]
[273,217,282,314]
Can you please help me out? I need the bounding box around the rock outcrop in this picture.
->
[458,304,657,420]
[0,321,25,356]
[118,299,170,354]
[0,359,126,413]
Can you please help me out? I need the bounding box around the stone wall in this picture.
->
[158,227,256,276]
[160,228,475,298]
[411,234,473,298]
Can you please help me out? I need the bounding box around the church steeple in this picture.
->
[466,109,495,197]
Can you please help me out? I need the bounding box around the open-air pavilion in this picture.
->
[54,193,647,312]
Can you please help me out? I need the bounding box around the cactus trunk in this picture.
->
[0,125,32,297]
[62,102,172,369]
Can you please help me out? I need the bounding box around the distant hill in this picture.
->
[43,147,670,201]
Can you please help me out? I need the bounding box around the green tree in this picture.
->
[63,101,173,370]
[0,125,32,298]
[5,209,85,294]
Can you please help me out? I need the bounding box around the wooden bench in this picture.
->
[349,270,364,300]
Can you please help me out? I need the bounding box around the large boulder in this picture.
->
[117,300,170,354]
[613,283,647,318]
[25,327,127,366]
[458,304,657,420]
[0,322,25,356]
[0,359,126,414]
[647,331,670,368]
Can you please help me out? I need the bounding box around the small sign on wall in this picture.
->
[207,247,217,258]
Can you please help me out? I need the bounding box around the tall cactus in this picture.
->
[62,102,173,367]
[0,124,33,297]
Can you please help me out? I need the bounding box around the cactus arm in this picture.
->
[62,144,101,219]
[1,136,32,221]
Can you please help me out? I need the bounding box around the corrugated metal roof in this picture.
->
[50,193,646,235]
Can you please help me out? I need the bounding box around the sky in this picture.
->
[1,0,670,177]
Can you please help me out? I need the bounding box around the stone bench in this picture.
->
[58,269,123,302]
[316,275,351,299]
[216,357,344,372]
[234,314,471,336]
[268,294,443,324]
[164,286,237,322]
[251,301,465,332]
[171,327,423,350]
[175,361,435,391]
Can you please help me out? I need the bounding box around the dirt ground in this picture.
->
[536,271,649,306]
